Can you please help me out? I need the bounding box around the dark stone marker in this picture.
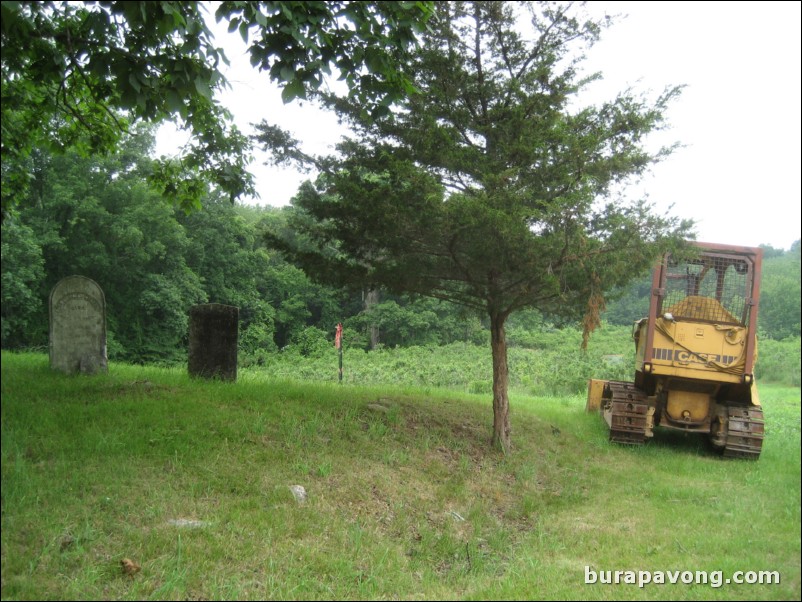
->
[49,275,108,374]
[188,303,238,381]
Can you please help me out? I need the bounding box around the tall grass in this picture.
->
[2,351,800,600]
[246,324,639,396]
[245,325,801,394]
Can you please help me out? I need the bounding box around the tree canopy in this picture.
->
[1,0,435,218]
[1,129,797,387]
[759,240,801,339]
[263,1,694,451]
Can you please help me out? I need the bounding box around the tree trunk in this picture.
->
[364,288,380,349]
[490,310,511,453]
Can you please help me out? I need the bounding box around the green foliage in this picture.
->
[13,135,211,361]
[1,0,434,217]
[177,195,281,356]
[346,296,486,348]
[759,241,801,340]
[1,130,288,362]
[756,337,801,387]
[3,127,797,378]
[255,324,637,396]
[1,128,363,362]
[1,1,251,214]
[355,299,440,347]
[0,220,46,347]
[217,1,435,112]
[600,271,653,327]
[287,325,331,357]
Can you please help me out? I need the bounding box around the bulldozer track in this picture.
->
[603,381,653,445]
[723,406,764,459]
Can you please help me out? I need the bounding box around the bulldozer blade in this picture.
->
[586,379,608,412]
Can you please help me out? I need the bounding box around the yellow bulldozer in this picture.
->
[587,242,765,458]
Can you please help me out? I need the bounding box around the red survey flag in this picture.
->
[334,323,343,349]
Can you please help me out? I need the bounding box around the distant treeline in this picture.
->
[2,130,800,365]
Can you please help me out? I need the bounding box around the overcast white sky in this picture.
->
[156,1,801,251]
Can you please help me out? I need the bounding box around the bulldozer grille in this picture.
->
[661,254,752,325]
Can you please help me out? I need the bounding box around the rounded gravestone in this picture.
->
[49,275,107,374]
[188,304,238,381]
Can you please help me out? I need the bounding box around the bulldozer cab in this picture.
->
[661,252,755,325]
[637,243,762,388]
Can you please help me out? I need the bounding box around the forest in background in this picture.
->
[2,129,800,379]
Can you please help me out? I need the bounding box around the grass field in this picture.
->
[1,351,800,600]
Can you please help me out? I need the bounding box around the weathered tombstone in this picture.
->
[188,304,238,381]
[49,275,107,374]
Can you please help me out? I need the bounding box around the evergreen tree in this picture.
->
[262,1,693,452]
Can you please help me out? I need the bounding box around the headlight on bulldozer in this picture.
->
[643,362,653,373]
[743,373,753,384]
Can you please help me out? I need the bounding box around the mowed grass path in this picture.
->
[2,352,799,600]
